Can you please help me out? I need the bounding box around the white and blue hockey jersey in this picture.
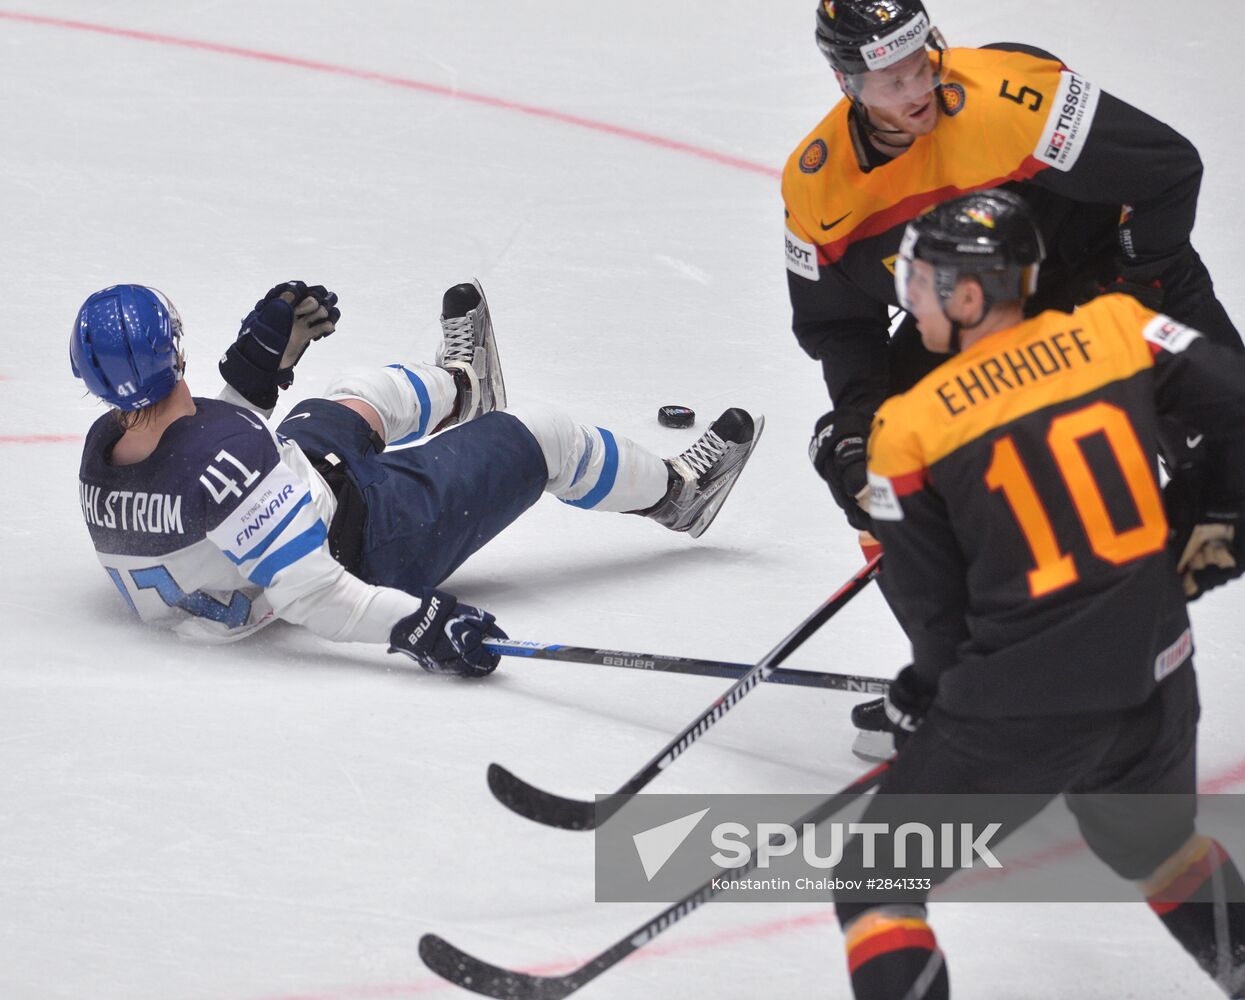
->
[78,392,420,643]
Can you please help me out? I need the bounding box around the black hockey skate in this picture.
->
[436,279,506,427]
[850,696,897,762]
[646,407,764,539]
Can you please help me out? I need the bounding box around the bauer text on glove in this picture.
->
[388,589,506,678]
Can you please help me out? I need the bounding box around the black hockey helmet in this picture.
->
[814,0,940,76]
[895,189,1045,318]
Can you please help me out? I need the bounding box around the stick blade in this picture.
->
[419,934,576,1000]
[486,763,601,831]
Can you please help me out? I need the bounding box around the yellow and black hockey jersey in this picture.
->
[866,294,1245,717]
[784,43,1209,420]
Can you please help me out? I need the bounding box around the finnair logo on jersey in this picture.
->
[235,484,297,545]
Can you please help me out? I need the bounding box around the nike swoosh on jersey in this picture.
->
[819,212,853,231]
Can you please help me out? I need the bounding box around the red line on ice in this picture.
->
[0,434,81,444]
[0,9,774,446]
[1202,755,1245,792]
[251,754,1245,1000]
[0,10,780,180]
[11,8,1245,997]
[251,909,838,999]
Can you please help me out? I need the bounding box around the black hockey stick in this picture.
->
[484,638,890,694]
[420,758,891,999]
[487,554,883,832]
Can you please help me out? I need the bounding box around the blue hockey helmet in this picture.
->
[70,285,185,411]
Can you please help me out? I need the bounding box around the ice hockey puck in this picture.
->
[658,405,695,429]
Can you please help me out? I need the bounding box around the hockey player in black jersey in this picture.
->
[833,189,1245,999]
[72,281,762,675]
[787,0,1241,537]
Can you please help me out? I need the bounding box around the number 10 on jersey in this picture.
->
[985,401,1167,597]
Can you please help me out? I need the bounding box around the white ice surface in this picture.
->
[1,2,1243,998]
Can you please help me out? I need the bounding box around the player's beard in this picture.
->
[867,94,938,145]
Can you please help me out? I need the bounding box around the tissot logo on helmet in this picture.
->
[814,0,938,77]
[859,13,931,70]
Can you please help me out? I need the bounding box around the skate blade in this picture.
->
[687,414,765,539]
[472,279,507,412]
[851,729,895,762]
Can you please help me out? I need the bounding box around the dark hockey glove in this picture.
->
[219,281,340,409]
[1164,477,1245,600]
[1173,508,1245,600]
[1101,274,1165,312]
[882,665,936,751]
[1073,274,1164,313]
[388,589,506,678]
[810,409,873,531]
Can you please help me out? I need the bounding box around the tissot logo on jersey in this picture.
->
[785,229,820,281]
[866,471,903,522]
[79,484,185,534]
[1034,72,1100,172]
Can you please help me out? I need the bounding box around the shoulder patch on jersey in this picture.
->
[208,463,312,558]
[867,470,904,522]
[785,227,819,281]
[1033,71,1099,172]
[1143,314,1201,355]
[799,139,828,174]
[938,82,966,116]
